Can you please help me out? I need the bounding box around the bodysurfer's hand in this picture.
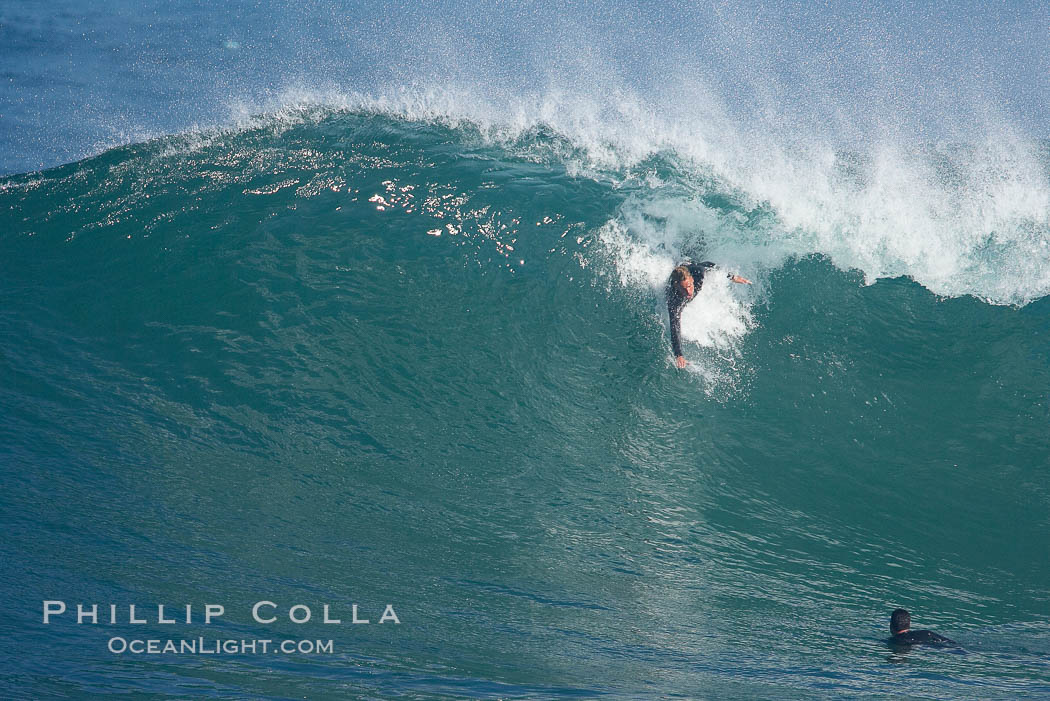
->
[731,275,752,284]
[675,355,687,369]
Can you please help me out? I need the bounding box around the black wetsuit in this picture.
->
[889,630,956,648]
[667,261,723,357]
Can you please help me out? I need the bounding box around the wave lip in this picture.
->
[223,86,1050,307]
[9,82,1050,310]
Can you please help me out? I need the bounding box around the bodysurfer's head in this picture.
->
[891,608,911,634]
[671,265,694,299]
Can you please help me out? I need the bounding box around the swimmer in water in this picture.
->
[888,608,957,648]
[667,261,751,368]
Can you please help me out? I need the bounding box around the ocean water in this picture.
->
[2,2,1050,699]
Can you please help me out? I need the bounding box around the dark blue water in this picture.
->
[3,3,1050,699]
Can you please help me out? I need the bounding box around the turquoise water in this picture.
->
[5,2,1050,696]
[3,109,1050,698]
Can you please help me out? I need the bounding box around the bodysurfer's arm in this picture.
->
[669,298,685,367]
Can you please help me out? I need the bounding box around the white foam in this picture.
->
[215,80,1050,306]
[53,59,1047,309]
[677,274,754,350]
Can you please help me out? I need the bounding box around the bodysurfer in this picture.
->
[667,261,751,368]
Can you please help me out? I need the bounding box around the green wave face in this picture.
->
[2,111,1050,698]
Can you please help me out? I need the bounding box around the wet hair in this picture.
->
[671,265,692,287]
[891,608,911,633]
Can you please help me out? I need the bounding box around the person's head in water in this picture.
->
[671,265,694,298]
[891,608,911,634]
